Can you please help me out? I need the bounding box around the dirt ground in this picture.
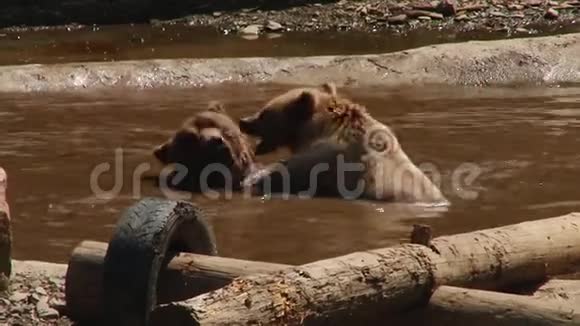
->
[165,0,580,35]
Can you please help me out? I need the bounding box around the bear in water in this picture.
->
[153,102,255,192]
[239,83,448,204]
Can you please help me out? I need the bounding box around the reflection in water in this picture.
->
[1,83,580,264]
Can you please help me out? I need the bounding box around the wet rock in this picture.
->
[526,0,544,7]
[554,3,575,9]
[265,20,283,32]
[213,12,222,17]
[490,11,508,17]
[436,0,457,16]
[358,5,369,15]
[412,2,436,10]
[11,305,25,313]
[544,7,560,19]
[508,4,525,10]
[36,299,59,319]
[406,10,444,19]
[34,286,47,295]
[30,292,45,303]
[240,24,261,35]
[387,14,408,24]
[48,277,62,286]
[418,16,432,21]
[516,27,531,33]
[455,14,470,21]
[548,1,559,5]
[49,298,66,311]
[9,292,28,302]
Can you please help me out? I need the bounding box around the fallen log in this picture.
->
[67,241,580,322]
[66,225,438,319]
[533,279,580,306]
[64,240,290,321]
[151,213,580,325]
[422,285,580,326]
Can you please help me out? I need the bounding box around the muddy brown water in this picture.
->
[2,83,580,265]
[1,23,580,66]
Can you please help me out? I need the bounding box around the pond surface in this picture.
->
[1,83,580,264]
[1,23,579,65]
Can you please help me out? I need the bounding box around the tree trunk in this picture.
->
[423,285,580,326]
[151,213,580,325]
[65,241,290,321]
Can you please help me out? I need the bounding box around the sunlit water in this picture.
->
[1,83,580,264]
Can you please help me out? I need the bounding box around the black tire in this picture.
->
[103,197,218,326]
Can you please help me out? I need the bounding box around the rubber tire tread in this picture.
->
[103,197,217,326]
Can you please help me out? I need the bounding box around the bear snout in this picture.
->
[153,144,169,163]
[238,116,259,135]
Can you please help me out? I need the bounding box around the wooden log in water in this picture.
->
[151,213,580,325]
[0,167,11,290]
[64,240,290,321]
[423,285,580,326]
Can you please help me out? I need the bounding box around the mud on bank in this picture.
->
[0,33,578,93]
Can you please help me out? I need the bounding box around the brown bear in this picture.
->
[153,102,256,192]
[239,83,448,204]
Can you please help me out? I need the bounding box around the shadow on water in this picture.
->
[1,83,580,264]
[0,22,579,65]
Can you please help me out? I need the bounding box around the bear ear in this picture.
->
[321,82,337,96]
[173,128,200,147]
[290,90,317,121]
[207,101,227,113]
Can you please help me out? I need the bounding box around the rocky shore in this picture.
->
[2,0,579,37]
[173,0,580,35]
[1,261,71,326]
